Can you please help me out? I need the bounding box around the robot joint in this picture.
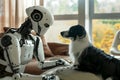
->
[1,35,12,47]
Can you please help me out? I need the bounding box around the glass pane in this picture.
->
[44,0,78,15]
[0,0,3,16]
[24,0,40,8]
[92,19,120,53]
[94,0,120,13]
[45,20,78,43]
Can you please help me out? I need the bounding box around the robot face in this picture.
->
[26,6,54,36]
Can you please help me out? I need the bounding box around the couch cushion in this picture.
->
[48,43,68,56]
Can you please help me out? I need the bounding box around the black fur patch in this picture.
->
[61,25,86,40]
[76,46,120,80]
[68,25,86,38]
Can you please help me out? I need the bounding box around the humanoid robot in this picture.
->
[110,30,120,55]
[0,6,70,80]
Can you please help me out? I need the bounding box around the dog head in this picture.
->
[61,25,86,41]
[61,25,90,65]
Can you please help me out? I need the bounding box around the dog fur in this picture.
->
[61,25,120,80]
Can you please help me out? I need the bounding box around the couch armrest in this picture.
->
[48,42,69,56]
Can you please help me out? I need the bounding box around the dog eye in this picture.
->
[79,35,85,39]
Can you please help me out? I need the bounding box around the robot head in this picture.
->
[26,6,54,36]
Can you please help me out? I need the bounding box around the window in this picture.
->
[28,0,85,43]
[44,0,78,15]
[94,0,120,13]
[88,0,120,53]
[45,20,77,43]
[92,19,120,53]
[42,0,81,43]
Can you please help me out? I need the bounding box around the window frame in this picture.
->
[88,0,120,41]
[40,0,85,25]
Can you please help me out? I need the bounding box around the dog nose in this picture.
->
[60,32,64,36]
[61,31,69,37]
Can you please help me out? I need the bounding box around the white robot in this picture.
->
[110,30,120,55]
[0,6,70,80]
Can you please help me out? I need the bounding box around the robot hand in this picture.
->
[56,59,71,66]
[42,74,59,80]
[37,58,71,70]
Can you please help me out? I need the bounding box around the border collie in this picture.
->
[60,25,120,80]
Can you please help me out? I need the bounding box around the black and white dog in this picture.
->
[60,25,120,80]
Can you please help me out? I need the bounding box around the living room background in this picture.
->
[0,0,120,53]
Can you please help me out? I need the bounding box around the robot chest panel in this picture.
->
[21,40,34,64]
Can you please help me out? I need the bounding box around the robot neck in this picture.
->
[17,19,32,38]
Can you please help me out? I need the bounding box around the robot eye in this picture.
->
[31,9,43,22]
[44,23,50,28]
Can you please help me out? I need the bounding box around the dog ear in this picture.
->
[77,27,86,39]
[71,34,86,41]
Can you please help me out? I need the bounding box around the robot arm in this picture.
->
[12,73,59,80]
[110,30,120,54]
[0,33,21,73]
[33,36,70,69]
[25,6,68,69]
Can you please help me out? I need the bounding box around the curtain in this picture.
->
[0,0,40,32]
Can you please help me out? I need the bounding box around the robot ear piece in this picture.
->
[44,23,50,28]
[31,9,43,22]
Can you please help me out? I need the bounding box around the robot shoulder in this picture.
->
[1,33,19,47]
[29,34,42,42]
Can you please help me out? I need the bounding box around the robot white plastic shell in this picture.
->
[26,6,54,36]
